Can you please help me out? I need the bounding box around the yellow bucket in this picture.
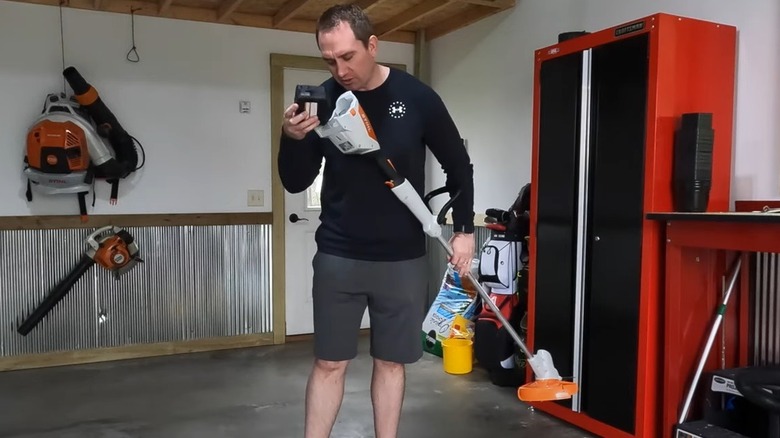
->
[441,337,473,375]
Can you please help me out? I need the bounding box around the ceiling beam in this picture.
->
[425,4,507,40]
[453,0,513,7]
[1,0,496,45]
[273,0,312,28]
[217,0,244,22]
[158,0,173,14]
[374,0,450,37]
[229,12,416,44]
[351,0,383,12]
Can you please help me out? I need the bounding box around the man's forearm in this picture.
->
[278,131,323,194]
[449,165,475,234]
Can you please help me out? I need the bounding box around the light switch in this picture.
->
[247,189,264,206]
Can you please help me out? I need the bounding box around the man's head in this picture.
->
[316,4,379,91]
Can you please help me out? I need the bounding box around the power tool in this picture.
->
[17,225,143,336]
[24,66,145,220]
[312,87,578,402]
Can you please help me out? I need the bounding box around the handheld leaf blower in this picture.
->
[17,225,143,336]
[311,88,579,402]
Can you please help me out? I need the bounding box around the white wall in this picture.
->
[0,1,414,216]
[428,0,780,213]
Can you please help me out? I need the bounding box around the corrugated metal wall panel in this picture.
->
[753,252,780,365]
[0,224,272,358]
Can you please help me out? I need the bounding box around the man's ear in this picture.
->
[368,35,378,56]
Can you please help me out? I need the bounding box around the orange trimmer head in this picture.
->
[518,379,579,402]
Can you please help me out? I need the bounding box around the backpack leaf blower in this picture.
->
[16,225,143,336]
[24,67,144,220]
[311,88,579,402]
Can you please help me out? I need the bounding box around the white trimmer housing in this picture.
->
[315,91,380,155]
[389,181,442,239]
[526,349,563,380]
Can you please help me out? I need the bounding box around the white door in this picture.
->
[283,68,370,336]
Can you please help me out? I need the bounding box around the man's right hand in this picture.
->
[283,103,320,140]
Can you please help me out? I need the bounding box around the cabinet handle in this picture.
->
[594,236,600,241]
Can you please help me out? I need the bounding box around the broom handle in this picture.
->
[678,255,743,424]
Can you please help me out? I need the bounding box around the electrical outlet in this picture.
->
[240,100,251,114]
[247,190,264,206]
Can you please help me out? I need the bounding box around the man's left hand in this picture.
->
[449,232,475,278]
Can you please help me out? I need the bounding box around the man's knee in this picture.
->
[313,358,350,375]
[373,357,405,373]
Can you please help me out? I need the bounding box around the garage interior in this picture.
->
[0,0,779,437]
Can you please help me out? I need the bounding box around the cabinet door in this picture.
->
[581,33,649,433]
[534,50,584,409]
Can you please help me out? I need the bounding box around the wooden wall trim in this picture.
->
[0,333,274,372]
[0,212,273,230]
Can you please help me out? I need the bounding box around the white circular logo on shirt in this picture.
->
[389,101,406,119]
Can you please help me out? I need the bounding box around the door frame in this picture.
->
[269,53,407,344]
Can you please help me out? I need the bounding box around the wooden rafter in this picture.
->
[425,4,509,40]
[2,0,516,44]
[273,0,311,28]
[217,0,244,22]
[375,0,450,37]
[351,0,383,12]
[455,0,512,7]
[158,0,173,14]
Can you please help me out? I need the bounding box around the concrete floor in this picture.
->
[0,337,591,437]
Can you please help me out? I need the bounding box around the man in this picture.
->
[277,4,475,437]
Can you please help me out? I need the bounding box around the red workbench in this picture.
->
[647,210,780,436]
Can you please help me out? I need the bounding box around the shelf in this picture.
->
[647,211,780,223]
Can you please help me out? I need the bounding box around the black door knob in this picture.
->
[289,213,309,223]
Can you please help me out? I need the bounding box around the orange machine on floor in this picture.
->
[524,13,737,438]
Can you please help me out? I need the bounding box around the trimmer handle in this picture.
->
[423,186,460,226]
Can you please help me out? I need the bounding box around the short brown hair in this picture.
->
[316,4,374,47]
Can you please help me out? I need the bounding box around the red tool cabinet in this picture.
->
[525,13,737,438]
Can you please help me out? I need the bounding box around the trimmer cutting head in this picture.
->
[518,379,579,402]
[516,348,579,402]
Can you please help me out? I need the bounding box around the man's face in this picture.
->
[318,21,377,91]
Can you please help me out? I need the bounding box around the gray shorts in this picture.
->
[311,251,428,364]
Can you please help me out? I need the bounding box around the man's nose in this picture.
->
[337,62,348,78]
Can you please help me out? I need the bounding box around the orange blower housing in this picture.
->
[24,93,99,221]
[26,119,90,174]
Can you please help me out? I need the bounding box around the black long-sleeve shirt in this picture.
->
[278,67,474,262]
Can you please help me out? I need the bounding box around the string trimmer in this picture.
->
[305,87,578,402]
[17,225,143,336]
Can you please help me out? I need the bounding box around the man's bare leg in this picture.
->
[371,358,406,438]
[304,359,349,438]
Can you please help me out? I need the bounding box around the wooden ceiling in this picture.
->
[5,0,516,44]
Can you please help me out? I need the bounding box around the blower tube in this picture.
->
[63,66,138,180]
[672,113,714,212]
[17,255,95,336]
